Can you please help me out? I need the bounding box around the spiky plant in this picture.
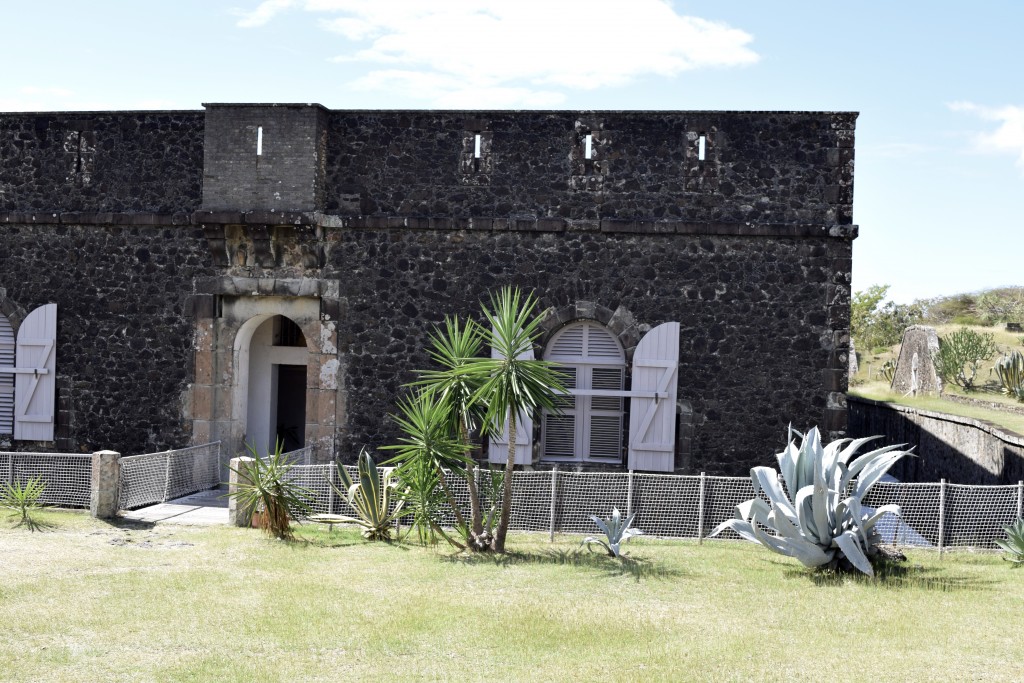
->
[995,518,1024,565]
[711,426,913,576]
[228,441,313,540]
[1,476,47,530]
[581,508,643,558]
[309,449,406,541]
[994,351,1024,401]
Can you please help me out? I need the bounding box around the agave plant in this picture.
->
[995,518,1024,565]
[710,426,913,576]
[0,476,47,529]
[994,351,1024,401]
[310,449,406,541]
[581,508,643,558]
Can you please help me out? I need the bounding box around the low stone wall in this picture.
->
[848,396,1024,485]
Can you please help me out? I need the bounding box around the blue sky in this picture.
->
[3,1,1022,304]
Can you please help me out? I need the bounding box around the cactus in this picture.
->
[994,351,1024,401]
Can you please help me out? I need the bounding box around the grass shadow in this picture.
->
[440,547,683,581]
[782,560,997,592]
[2,512,58,532]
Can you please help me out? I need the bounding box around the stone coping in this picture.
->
[0,211,858,239]
[848,395,1024,446]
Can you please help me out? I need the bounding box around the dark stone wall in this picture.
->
[327,226,852,474]
[0,112,204,213]
[0,222,214,453]
[324,111,855,224]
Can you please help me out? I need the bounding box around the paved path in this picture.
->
[120,488,230,526]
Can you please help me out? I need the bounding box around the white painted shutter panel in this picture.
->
[0,315,14,434]
[14,304,57,441]
[488,334,534,466]
[628,322,679,472]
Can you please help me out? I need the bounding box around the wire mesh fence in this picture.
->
[118,442,221,510]
[281,464,1024,552]
[0,451,92,508]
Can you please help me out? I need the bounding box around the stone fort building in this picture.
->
[0,104,856,474]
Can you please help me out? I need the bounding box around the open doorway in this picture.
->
[245,315,308,458]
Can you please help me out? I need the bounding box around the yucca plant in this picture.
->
[995,518,1024,565]
[310,449,406,541]
[1,476,47,529]
[581,507,643,558]
[994,351,1024,401]
[227,440,313,540]
[711,426,913,576]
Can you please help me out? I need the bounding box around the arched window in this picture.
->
[542,321,626,463]
[0,313,13,434]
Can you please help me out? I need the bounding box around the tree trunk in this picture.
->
[436,467,467,532]
[493,409,516,552]
[461,419,484,538]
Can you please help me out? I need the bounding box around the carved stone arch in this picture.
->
[537,300,643,362]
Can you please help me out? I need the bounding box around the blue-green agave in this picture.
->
[995,518,1024,565]
[581,508,643,558]
[710,426,912,576]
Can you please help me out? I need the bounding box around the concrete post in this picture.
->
[228,456,255,527]
[90,450,121,519]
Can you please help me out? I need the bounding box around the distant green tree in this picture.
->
[851,285,923,351]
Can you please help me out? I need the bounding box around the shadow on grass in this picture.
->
[440,547,683,581]
[781,559,996,592]
[2,512,58,532]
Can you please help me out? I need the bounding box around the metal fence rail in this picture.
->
[284,464,1024,551]
[0,451,92,508]
[118,442,222,511]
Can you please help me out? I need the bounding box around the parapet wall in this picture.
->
[1,106,855,225]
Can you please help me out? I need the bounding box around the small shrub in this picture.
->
[877,359,897,384]
[1,477,47,529]
[228,441,313,540]
[996,518,1024,565]
[581,508,643,558]
[933,328,997,392]
[994,351,1024,401]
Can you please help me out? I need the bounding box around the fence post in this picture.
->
[1017,481,1023,521]
[697,472,707,544]
[328,464,337,515]
[162,451,173,503]
[938,478,946,558]
[626,469,634,519]
[90,450,121,519]
[228,456,255,527]
[548,466,558,543]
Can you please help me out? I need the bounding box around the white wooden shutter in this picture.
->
[14,304,57,441]
[488,334,535,466]
[628,322,679,472]
[0,315,14,434]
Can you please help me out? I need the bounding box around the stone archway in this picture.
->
[189,281,343,467]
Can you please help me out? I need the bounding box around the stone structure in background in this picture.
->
[0,104,858,475]
[891,325,942,396]
[849,337,859,377]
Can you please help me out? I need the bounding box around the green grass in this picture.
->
[2,511,1024,682]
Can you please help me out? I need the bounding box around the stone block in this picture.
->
[90,450,121,519]
[227,456,255,527]
[891,325,942,396]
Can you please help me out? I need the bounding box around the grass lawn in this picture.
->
[2,510,1023,682]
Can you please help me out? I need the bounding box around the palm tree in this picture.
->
[471,287,565,552]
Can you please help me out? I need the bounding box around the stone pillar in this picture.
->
[227,456,254,527]
[90,450,121,519]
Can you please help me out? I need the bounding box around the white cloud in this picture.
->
[233,0,297,28]
[236,0,759,106]
[949,101,1024,170]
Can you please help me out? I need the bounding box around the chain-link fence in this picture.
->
[0,451,92,508]
[284,464,1024,552]
[118,442,221,510]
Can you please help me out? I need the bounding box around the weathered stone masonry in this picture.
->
[0,104,856,475]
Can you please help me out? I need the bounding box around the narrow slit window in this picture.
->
[75,132,83,172]
[256,126,263,156]
[697,134,706,161]
[585,133,593,159]
[474,133,481,159]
